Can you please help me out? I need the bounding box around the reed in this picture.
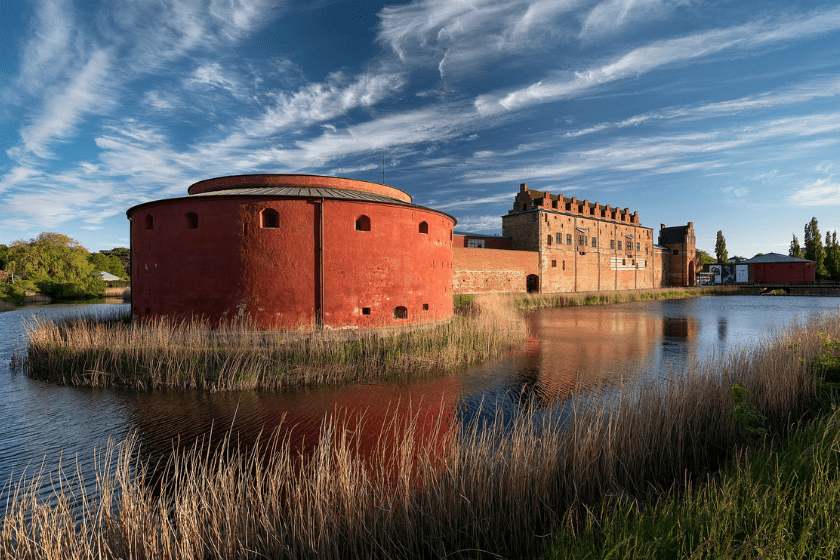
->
[514,287,729,311]
[20,293,526,391]
[3,310,838,559]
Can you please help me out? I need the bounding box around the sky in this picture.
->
[1,0,839,258]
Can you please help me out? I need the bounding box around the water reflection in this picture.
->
[3,296,840,505]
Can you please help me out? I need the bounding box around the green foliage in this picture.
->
[804,217,827,279]
[824,231,840,281]
[790,234,804,259]
[715,230,728,263]
[697,249,716,265]
[88,252,127,278]
[728,382,768,442]
[1,232,105,302]
[0,244,8,270]
[808,332,840,386]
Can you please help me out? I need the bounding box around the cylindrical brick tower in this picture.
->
[127,174,456,329]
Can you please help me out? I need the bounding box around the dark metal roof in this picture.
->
[741,252,813,264]
[126,185,457,224]
[190,186,407,204]
[658,225,689,245]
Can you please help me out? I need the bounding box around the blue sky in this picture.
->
[1,0,839,258]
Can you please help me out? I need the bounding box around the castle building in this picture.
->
[453,183,698,294]
[127,174,456,329]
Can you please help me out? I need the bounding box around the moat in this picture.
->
[2,295,838,499]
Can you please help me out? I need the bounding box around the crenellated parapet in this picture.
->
[508,183,641,225]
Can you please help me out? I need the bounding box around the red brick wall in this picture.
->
[753,262,815,282]
[453,235,512,249]
[130,191,455,329]
[453,247,539,293]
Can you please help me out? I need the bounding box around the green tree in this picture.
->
[715,231,728,264]
[2,233,105,301]
[804,217,827,279]
[697,250,716,265]
[789,234,804,259]
[89,252,127,278]
[0,244,8,270]
[825,231,840,281]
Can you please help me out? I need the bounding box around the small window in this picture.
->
[144,215,153,230]
[261,208,280,229]
[578,235,584,246]
[521,203,528,211]
[552,260,557,268]
[636,242,640,251]
[562,260,566,271]
[547,235,552,245]
[622,259,626,266]
[422,303,429,311]
[531,212,537,222]
[610,239,615,250]
[185,212,198,229]
[419,221,428,234]
[355,215,371,231]
[566,234,572,245]
[555,233,562,244]
[617,241,622,250]
[362,307,371,315]
[591,237,597,247]
[673,250,679,255]
[393,306,408,320]
[467,238,485,248]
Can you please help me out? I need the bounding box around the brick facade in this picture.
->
[453,183,697,294]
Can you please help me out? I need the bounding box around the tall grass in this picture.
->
[20,294,526,390]
[3,310,838,559]
[515,286,736,311]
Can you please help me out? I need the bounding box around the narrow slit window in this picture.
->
[261,208,280,229]
[185,212,198,229]
[355,215,371,231]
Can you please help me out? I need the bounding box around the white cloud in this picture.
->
[19,48,115,158]
[452,214,504,232]
[790,177,840,206]
[580,0,691,40]
[144,90,181,110]
[379,0,582,77]
[17,0,75,95]
[186,62,243,96]
[475,5,840,114]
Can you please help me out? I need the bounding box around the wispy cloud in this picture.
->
[580,0,692,40]
[790,176,840,206]
[453,215,504,232]
[475,5,840,114]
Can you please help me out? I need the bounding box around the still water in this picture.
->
[1,296,839,495]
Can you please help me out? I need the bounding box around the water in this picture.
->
[1,295,838,497]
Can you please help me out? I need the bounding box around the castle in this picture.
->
[452,183,698,294]
[127,176,698,330]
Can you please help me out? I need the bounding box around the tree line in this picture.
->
[790,217,840,281]
[0,233,129,305]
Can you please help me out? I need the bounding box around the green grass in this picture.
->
[543,405,840,559]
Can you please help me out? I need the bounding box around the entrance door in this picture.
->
[526,274,540,293]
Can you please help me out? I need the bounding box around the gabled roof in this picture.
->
[658,225,689,245]
[741,252,813,264]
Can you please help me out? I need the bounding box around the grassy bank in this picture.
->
[544,406,840,559]
[513,286,738,311]
[3,310,838,559]
[19,294,526,390]
[0,299,15,312]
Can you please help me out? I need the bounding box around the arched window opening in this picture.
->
[419,221,428,234]
[393,306,408,320]
[185,212,198,229]
[355,215,371,231]
[261,208,280,229]
[144,215,154,230]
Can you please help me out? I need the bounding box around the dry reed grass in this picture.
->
[21,293,526,391]
[515,286,733,311]
[3,309,838,559]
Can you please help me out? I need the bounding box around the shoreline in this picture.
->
[3,307,837,558]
